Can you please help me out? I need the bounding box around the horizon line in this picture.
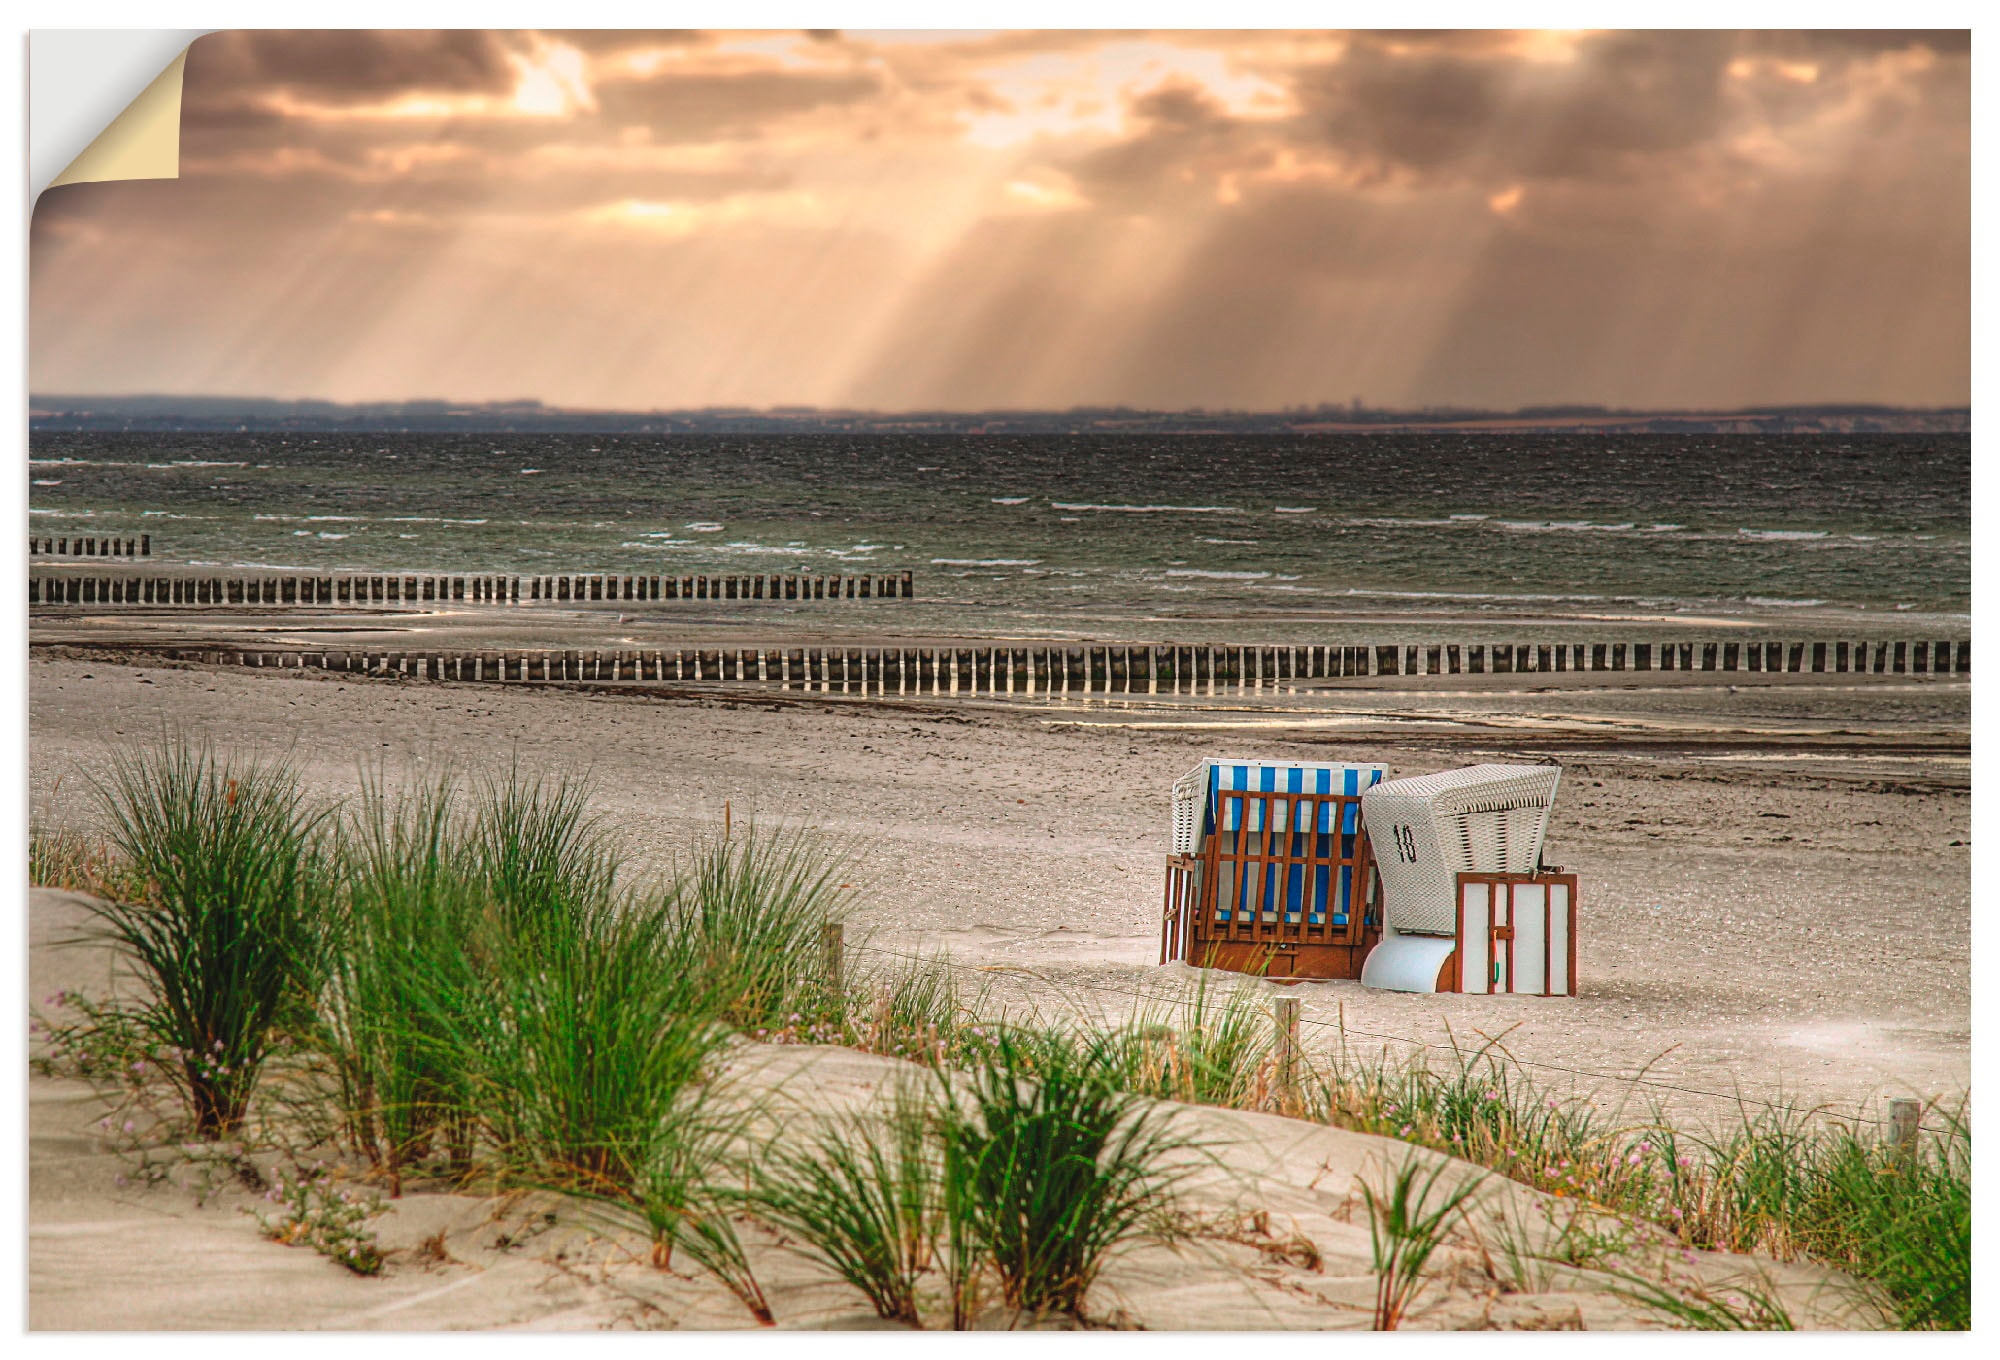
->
[28,394,1975,418]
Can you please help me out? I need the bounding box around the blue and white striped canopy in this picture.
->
[1205,761,1384,833]
[1201,761,1386,927]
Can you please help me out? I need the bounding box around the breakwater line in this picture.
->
[69,636,1969,693]
[28,567,915,607]
[29,534,150,558]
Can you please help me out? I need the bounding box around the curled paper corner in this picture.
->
[49,48,190,189]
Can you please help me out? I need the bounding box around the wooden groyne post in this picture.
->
[27,568,915,609]
[29,534,150,558]
[82,634,1973,702]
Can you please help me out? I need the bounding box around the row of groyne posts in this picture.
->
[29,569,916,607]
[149,636,1969,694]
[30,535,150,558]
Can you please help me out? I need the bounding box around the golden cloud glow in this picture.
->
[1001,167,1088,211]
[30,28,1971,412]
[959,40,1293,148]
[578,190,823,236]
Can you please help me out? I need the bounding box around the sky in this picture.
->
[29,28,1971,412]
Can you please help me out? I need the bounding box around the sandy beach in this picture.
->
[27,605,1969,1330]
[29,644,1969,1131]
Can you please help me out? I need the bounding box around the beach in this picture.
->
[26,429,1972,1328]
[29,644,1969,1130]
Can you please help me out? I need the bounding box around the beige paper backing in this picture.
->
[49,48,188,189]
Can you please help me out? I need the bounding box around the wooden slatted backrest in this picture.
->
[1203,788,1377,946]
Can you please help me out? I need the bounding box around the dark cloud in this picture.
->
[592,69,886,141]
[1752,29,1969,56]
[185,30,518,102]
[1291,30,1740,184]
[1064,78,1258,209]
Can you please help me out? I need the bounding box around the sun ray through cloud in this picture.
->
[28,27,1969,410]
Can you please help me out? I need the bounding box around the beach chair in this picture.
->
[1161,760,1387,980]
[1358,763,1572,993]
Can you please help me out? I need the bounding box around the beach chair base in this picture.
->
[1358,933,1458,993]
[1181,936,1379,983]
[1360,872,1579,995]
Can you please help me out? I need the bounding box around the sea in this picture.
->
[27,432,1969,639]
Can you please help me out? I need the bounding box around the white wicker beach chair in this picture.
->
[1358,763,1562,991]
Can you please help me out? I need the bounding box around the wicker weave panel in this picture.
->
[1362,764,1561,935]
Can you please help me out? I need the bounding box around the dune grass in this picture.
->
[748,1034,1194,1328]
[321,773,484,1190]
[1103,973,1275,1108]
[1359,1151,1486,1329]
[321,769,756,1261]
[80,736,332,1137]
[35,737,1969,1330]
[1301,1035,1969,1329]
[1648,1101,1970,1330]
[936,1028,1192,1322]
[750,1089,945,1326]
[316,764,770,1316]
[659,823,850,1029]
[841,949,998,1068]
[28,823,148,901]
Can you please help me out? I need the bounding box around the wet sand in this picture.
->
[26,587,1971,654]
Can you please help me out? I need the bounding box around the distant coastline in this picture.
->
[28,395,1971,436]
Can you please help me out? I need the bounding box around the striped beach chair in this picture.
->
[1162,760,1387,980]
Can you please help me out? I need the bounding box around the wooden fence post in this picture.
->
[820,921,845,1011]
[1275,996,1300,1113]
[1890,1098,1922,1163]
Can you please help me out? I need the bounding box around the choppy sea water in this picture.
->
[28,432,1968,633]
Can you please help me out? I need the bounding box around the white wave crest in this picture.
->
[1051,502,1243,513]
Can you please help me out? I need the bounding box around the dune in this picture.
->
[29,887,1877,1331]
